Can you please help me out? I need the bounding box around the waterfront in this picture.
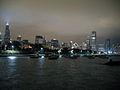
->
[0,56,120,90]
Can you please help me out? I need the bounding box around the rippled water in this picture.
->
[0,56,120,90]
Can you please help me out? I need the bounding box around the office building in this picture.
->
[86,36,90,50]
[17,35,22,41]
[97,44,105,52]
[81,42,87,50]
[4,22,10,45]
[61,42,68,48]
[69,41,73,49]
[105,39,111,54]
[91,31,96,51]
[51,38,59,49]
[35,35,46,45]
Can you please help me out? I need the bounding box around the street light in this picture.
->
[11,45,14,50]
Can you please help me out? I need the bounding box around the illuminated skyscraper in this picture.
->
[86,36,90,50]
[4,22,10,45]
[105,39,110,54]
[91,31,96,51]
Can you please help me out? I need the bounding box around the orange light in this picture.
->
[28,46,32,48]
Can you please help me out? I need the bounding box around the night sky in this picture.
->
[0,0,120,44]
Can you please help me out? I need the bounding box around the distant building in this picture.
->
[72,42,79,49]
[22,40,30,46]
[17,35,22,41]
[105,39,111,54]
[22,40,29,44]
[51,38,59,49]
[69,41,73,49]
[7,40,22,50]
[86,36,90,50]
[91,31,96,51]
[45,41,53,49]
[97,44,105,52]
[35,35,46,45]
[4,22,10,45]
[81,42,87,50]
[61,42,68,48]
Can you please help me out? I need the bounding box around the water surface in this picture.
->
[0,56,120,90]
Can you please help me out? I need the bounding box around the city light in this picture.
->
[0,21,120,56]
[108,51,113,54]
[11,45,14,50]
[41,56,45,59]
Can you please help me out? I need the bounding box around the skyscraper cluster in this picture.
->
[0,22,117,54]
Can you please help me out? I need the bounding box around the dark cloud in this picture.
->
[0,0,120,44]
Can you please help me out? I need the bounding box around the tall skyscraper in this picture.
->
[105,39,110,54]
[4,22,10,45]
[86,36,90,50]
[91,31,96,51]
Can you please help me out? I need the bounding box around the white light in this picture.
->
[53,38,56,40]
[41,56,45,59]
[12,45,14,48]
[108,51,112,54]
[41,48,43,50]
[6,22,9,26]
[18,35,21,37]
[92,37,95,40]
[8,56,16,60]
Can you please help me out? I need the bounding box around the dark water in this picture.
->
[0,56,120,90]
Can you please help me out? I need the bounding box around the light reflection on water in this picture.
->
[8,56,16,66]
[38,57,45,68]
[8,56,16,60]
[0,56,120,90]
[8,57,17,74]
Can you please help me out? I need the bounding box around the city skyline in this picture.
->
[0,0,120,44]
[0,22,117,47]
